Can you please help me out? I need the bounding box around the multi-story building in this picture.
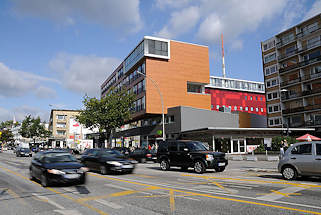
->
[205,76,266,116]
[261,13,321,133]
[100,36,211,146]
[49,109,97,148]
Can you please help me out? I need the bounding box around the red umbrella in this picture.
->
[296,133,321,141]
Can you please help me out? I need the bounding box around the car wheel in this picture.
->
[29,168,35,180]
[100,165,107,175]
[215,167,225,172]
[282,166,297,180]
[41,174,50,187]
[140,158,146,163]
[79,175,86,184]
[194,161,205,174]
[160,159,170,171]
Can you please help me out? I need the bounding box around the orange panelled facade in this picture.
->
[145,41,211,114]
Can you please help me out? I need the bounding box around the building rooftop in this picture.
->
[206,76,265,93]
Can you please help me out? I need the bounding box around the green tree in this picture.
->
[0,129,13,143]
[19,115,50,145]
[0,120,14,129]
[77,88,136,148]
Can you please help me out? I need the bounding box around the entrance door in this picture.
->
[231,139,246,154]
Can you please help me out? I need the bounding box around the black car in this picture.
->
[157,140,228,174]
[16,147,32,157]
[29,151,87,187]
[80,149,136,174]
[129,148,154,163]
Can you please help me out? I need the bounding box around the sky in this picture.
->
[0,0,320,122]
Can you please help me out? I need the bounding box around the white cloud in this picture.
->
[304,0,321,20]
[11,0,143,33]
[0,62,58,98]
[156,0,192,9]
[156,6,200,39]
[196,0,289,44]
[35,86,57,99]
[49,53,121,97]
[281,0,306,31]
[230,40,244,51]
[0,106,49,122]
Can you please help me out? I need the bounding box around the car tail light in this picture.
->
[146,154,152,158]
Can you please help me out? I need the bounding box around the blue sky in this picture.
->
[0,0,320,122]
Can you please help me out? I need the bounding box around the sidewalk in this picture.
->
[227,154,280,162]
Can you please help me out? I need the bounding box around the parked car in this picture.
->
[80,149,136,174]
[129,148,154,163]
[113,147,131,158]
[157,140,228,174]
[16,147,32,157]
[278,141,321,180]
[29,150,88,187]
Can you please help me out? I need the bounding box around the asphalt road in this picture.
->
[0,150,321,215]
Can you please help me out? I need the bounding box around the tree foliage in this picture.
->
[0,120,18,129]
[77,88,136,147]
[19,115,50,142]
[0,129,13,143]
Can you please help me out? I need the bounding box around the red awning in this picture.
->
[296,133,321,141]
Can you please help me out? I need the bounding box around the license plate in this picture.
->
[152,157,157,160]
[218,163,225,167]
[122,164,133,169]
[64,174,80,179]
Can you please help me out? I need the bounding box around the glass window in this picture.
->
[256,108,258,112]
[178,142,187,152]
[291,144,312,155]
[245,107,248,111]
[187,83,203,93]
[234,106,237,110]
[316,144,321,156]
[169,143,177,151]
[240,107,243,110]
[261,108,264,112]
[216,105,220,109]
[250,107,253,111]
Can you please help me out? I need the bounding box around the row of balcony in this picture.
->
[283,119,321,128]
[276,25,321,48]
[281,87,321,101]
[282,103,321,115]
[280,72,321,87]
[279,55,321,74]
[278,40,321,61]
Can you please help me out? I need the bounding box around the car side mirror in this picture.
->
[184,148,189,152]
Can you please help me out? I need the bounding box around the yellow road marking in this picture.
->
[77,186,159,202]
[7,189,27,205]
[0,165,109,215]
[270,190,301,198]
[181,174,321,189]
[169,190,175,213]
[90,172,321,215]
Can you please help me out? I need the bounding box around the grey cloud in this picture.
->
[0,62,58,98]
[11,0,143,33]
[49,53,121,97]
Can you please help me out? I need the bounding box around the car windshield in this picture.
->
[186,142,208,151]
[100,150,123,157]
[43,153,77,163]
[21,148,30,152]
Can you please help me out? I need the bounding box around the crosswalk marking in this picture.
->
[95,199,123,209]
[256,187,305,201]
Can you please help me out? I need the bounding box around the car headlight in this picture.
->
[106,161,122,166]
[47,169,65,175]
[78,167,89,173]
[206,154,214,161]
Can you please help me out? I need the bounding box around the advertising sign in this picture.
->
[69,117,81,134]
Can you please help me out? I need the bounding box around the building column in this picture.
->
[212,136,215,152]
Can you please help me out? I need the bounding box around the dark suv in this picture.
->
[157,140,228,174]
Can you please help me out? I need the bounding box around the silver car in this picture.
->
[278,141,321,180]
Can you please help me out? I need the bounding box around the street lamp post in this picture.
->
[280,89,288,135]
[137,71,165,141]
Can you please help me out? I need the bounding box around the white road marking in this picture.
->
[62,187,75,193]
[95,199,123,209]
[54,209,82,215]
[32,193,65,210]
[256,186,305,201]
